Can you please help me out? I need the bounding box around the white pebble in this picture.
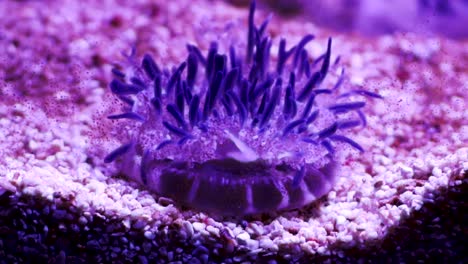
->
[375,189,386,199]
[246,239,259,250]
[78,216,88,225]
[432,167,443,177]
[122,218,131,229]
[367,230,378,239]
[341,209,358,220]
[259,237,278,251]
[236,232,250,245]
[336,215,346,226]
[339,234,353,243]
[144,231,155,240]
[192,222,205,232]
[206,225,219,236]
[399,164,414,177]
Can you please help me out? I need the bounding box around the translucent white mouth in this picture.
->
[219,130,259,163]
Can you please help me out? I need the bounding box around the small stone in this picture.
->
[199,254,209,263]
[188,257,201,264]
[233,255,244,262]
[87,240,101,251]
[192,222,205,232]
[159,246,167,256]
[432,167,443,177]
[133,219,146,229]
[55,251,66,264]
[192,245,209,256]
[58,223,67,232]
[317,246,326,254]
[259,238,278,251]
[78,216,88,225]
[399,164,414,177]
[167,251,174,261]
[375,189,386,199]
[70,224,80,233]
[339,234,353,243]
[341,209,358,220]
[336,215,346,225]
[236,232,250,245]
[138,256,148,264]
[374,180,383,189]
[112,247,122,253]
[158,197,174,206]
[42,206,50,216]
[183,221,194,238]
[367,230,378,239]
[52,209,67,219]
[249,222,264,236]
[144,230,155,240]
[122,218,131,229]
[142,241,152,253]
[246,239,259,250]
[206,225,219,236]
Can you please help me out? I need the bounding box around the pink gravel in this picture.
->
[0,0,466,260]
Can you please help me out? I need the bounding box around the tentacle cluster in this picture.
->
[105,1,382,215]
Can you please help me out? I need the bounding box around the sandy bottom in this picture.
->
[0,0,466,262]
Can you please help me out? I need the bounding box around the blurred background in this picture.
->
[227,0,468,39]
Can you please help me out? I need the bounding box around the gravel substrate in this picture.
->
[0,0,467,263]
[1,175,466,263]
